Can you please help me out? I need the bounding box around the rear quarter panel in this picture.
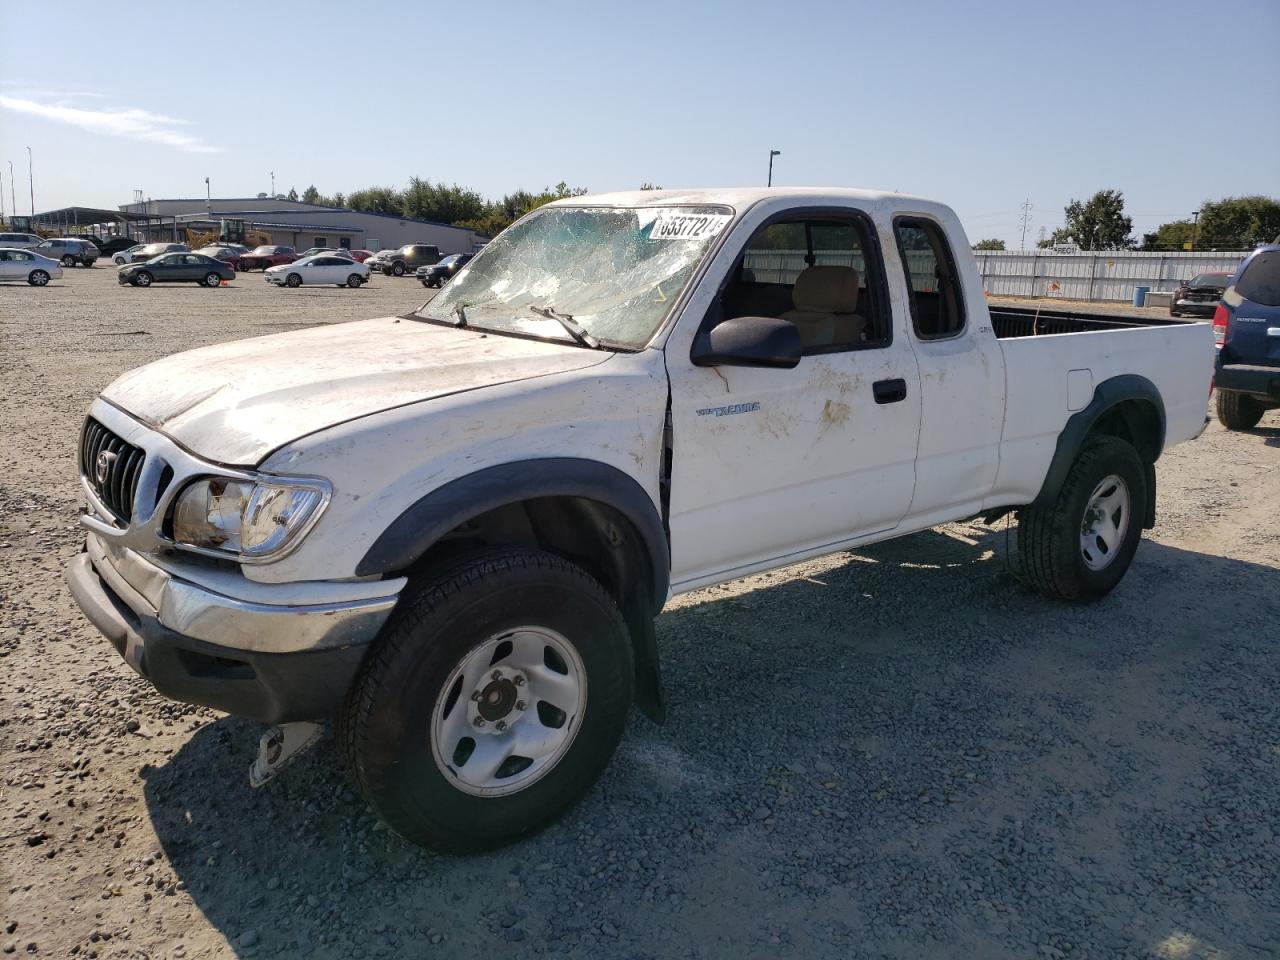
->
[989,322,1214,509]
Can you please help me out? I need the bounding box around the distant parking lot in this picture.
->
[2,264,1279,959]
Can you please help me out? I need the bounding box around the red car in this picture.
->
[347,248,374,262]
[238,245,297,271]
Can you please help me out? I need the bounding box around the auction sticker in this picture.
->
[648,213,732,241]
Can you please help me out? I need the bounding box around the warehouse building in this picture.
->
[115,196,484,254]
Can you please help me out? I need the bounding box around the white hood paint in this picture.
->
[102,316,612,465]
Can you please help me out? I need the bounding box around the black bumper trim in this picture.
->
[1215,363,1280,401]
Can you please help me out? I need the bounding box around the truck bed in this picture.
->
[990,305,1194,339]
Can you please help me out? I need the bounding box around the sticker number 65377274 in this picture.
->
[648,213,732,241]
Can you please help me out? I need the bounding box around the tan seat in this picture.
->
[780,265,866,348]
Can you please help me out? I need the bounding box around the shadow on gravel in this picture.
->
[143,527,1280,959]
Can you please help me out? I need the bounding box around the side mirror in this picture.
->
[691,315,802,369]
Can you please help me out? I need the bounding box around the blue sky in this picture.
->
[1,0,1276,247]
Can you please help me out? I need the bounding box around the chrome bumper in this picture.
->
[76,532,402,654]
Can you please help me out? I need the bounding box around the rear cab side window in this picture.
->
[893,217,966,340]
[1236,250,1280,306]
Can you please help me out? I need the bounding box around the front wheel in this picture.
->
[339,550,633,852]
[285,273,302,288]
[61,255,76,267]
[133,271,153,287]
[346,273,363,288]
[391,262,406,276]
[1015,435,1146,602]
[203,272,223,287]
[28,270,50,286]
[1216,390,1264,431]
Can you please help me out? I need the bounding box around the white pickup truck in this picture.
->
[67,188,1214,851]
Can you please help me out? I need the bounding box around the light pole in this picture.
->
[0,166,5,223]
[1191,208,1201,251]
[205,177,211,215]
[270,171,276,196]
[767,149,781,187]
[27,146,34,216]
[7,161,15,220]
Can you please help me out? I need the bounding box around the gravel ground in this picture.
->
[2,266,1278,959]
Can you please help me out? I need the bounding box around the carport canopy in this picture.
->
[25,206,150,235]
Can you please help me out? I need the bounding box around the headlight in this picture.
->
[171,476,330,561]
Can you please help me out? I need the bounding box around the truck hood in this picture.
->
[101,316,613,465]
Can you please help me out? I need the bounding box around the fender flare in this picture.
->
[355,458,671,611]
[1032,374,1166,525]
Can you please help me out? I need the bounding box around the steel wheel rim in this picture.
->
[1080,473,1129,571]
[430,626,587,798]
[31,272,47,285]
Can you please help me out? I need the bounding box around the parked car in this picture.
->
[131,242,190,263]
[381,243,440,276]
[1170,272,1234,318]
[66,188,1215,853]
[363,249,397,272]
[0,232,45,250]
[239,245,297,271]
[113,244,147,265]
[34,237,99,267]
[117,252,235,288]
[1213,244,1280,430]
[98,237,141,257]
[265,255,370,288]
[0,247,62,285]
[298,247,355,261]
[195,245,246,270]
[416,252,474,288]
[346,249,374,263]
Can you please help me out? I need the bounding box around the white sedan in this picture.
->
[265,255,370,289]
[113,244,147,265]
[0,247,63,286]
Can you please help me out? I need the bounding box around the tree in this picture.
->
[1037,189,1134,250]
[286,186,299,202]
[639,182,663,191]
[345,186,403,216]
[1196,195,1280,249]
[973,238,1005,251]
[301,185,321,205]
[1140,219,1195,251]
[401,178,486,224]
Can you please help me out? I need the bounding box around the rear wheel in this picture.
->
[339,550,633,852]
[1016,435,1146,601]
[286,273,302,288]
[203,272,222,287]
[133,271,153,287]
[61,255,76,268]
[1216,390,1264,431]
[28,270,49,286]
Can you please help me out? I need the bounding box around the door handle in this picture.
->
[872,378,908,404]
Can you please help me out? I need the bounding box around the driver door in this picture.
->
[665,207,921,589]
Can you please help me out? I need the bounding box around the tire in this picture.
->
[28,270,49,286]
[391,261,406,277]
[1216,390,1264,431]
[346,273,362,288]
[84,259,96,267]
[338,550,633,853]
[133,271,153,287]
[61,255,76,268]
[203,272,222,287]
[285,273,302,288]
[1015,435,1146,602]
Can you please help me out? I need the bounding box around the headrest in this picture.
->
[792,265,860,313]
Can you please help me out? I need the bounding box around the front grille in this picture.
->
[80,417,145,522]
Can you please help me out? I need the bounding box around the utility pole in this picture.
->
[8,161,15,220]
[270,171,276,196]
[1019,198,1033,250]
[1191,208,1201,251]
[767,149,781,187]
[205,177,211,215]
[0,166,5,223]
[27,146,34,216]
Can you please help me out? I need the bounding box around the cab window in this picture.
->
[893,217,966,340]
[713,211,890,353]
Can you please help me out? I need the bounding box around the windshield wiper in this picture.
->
[528,304,600,349]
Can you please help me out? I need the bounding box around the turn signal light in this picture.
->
[1212,304,1229,346]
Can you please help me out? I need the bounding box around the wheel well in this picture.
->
[1088,398,1163,464]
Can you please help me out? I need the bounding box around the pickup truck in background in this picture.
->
[65,188,1215,852]
[1212,244,1280,429]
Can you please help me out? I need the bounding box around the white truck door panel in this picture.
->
[665,204,922,589]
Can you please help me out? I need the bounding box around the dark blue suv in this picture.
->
[1214,244,1280,430]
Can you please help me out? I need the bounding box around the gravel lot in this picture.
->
[2,267,1278,959]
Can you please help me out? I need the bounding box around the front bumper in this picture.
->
[1216,362,1280,401]
[1173,299,1217,316]
[66,534,401,722]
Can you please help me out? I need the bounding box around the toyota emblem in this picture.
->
[95,450,116,484]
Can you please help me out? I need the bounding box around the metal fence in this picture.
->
[742,248,1251,303]
[971,249,1249,302]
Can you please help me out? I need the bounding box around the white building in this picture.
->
[117,196,484,254]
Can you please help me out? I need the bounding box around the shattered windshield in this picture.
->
[418,204,733,349]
